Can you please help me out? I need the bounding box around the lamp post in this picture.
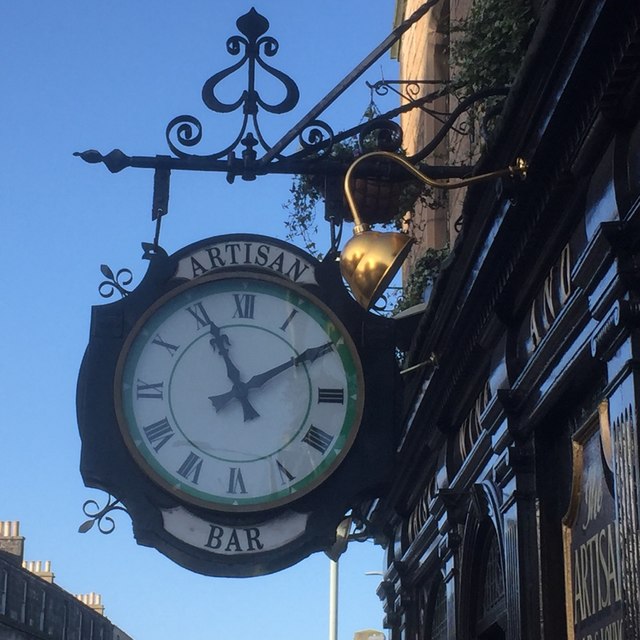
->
[325,517,352,640]
[330,558,339,640]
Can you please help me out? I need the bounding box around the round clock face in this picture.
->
[115,272,364,512]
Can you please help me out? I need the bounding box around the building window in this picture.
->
[474,533,506,639]
[19,577,27,623]
[0,568,7,615]
[39,590,46,631]
[430,580,447,640]
[416,576,448,640]
[482,537,505,617]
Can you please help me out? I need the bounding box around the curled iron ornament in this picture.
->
[165,115,203,155]
[166,8,299,160]
[298,120,335,153]
[79,494,128,535]
[408,86,511,164]
[359,119,403,153]
[370,288,404,315]
[98,264,133,299]
[201,9,299,116]
[77,3,516,187]
[368,78,447,99]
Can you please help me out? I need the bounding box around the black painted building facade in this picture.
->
[370,0,640,638]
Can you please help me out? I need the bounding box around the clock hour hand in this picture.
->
[208,321,259,421]
[208,342,334,412]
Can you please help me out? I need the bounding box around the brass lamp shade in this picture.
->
[340,151,527,310]
[340,227,414,310]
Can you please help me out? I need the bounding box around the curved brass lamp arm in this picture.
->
[343,150,527,227]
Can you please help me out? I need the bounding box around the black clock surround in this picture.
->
[77,234,399,577]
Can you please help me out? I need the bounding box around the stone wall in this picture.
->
[394,0,473,278]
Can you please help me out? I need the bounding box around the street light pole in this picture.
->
[329,559,339,640]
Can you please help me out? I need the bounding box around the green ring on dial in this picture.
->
[115,271,364,512]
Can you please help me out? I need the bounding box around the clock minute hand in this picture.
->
[208,321,259,421]
[208,342,334,413]
[293,341,335,367]
[246,341,337,391]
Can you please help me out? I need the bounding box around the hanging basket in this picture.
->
[323,174,420,225]
[349,176,414,224]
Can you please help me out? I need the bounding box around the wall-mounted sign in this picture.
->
[77,234,397,576]
[175,235,317,284]
[563,401,623,640]
[161,507,308,555]
[514,243,574,369]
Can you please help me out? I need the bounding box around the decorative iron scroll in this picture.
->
[75,0,521,206]
[368,79,447,100]
[367,80,511,149]
[79,494,129,534]
[77,1,502,183]
[203,10,299,116]
[367,79,454,131]
[98,264,133,299]
[166,8,301,162]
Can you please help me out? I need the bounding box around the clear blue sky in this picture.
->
[1,3,400,639]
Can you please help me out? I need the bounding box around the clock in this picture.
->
[114,271,364,512]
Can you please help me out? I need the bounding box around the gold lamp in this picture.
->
[340,151,527,310]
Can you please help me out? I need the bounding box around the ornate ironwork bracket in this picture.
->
[367,78,450,123]
[74,2,452,182]
[74,1,520,247]
[166,8,300,166]
[79,494,129,535]
[98,264,133,299]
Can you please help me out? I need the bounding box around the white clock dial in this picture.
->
[115,272,364,512]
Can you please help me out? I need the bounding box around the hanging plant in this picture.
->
[394,246,450,313]
[451,0,534,94]
[283,137,360,257]
[283,172,325,257]
[284,114,430,255]
[450,0,535,137]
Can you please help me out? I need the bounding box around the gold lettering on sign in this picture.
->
[542,273,556,331]
[578,619,624,640]
[530,244,572,351]
[559,243,572,306]
[582,468,603,531]
[573,523,622,623]
[456,381,491,464]
[563,403,624,640]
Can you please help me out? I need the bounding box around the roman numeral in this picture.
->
[177,452,203,484]
[143,418,174,452]
[151,334,179,356]
[302,425,333,454]
[279,309,298,331]
[227,467,248,494]
[318,388,344,404]
[233,294,256,319]
[186,302,212,329]
[276,460,295,485]
[136,380,164,399]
